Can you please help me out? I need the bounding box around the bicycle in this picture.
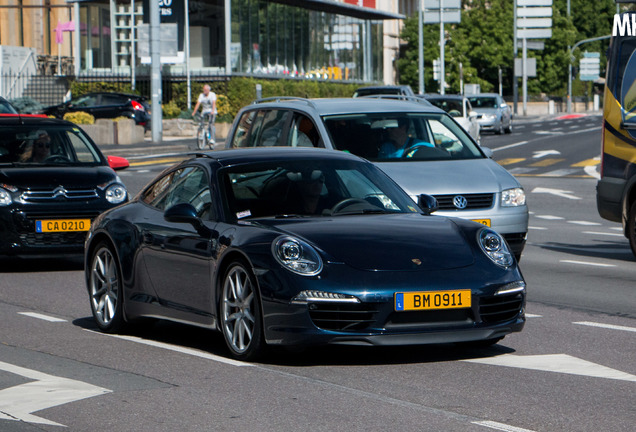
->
[194,113,215,150]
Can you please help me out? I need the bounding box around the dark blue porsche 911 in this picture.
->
[85,147,525,361]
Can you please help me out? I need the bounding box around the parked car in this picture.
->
[0,115,129,256]
[85,147,526,361]
[467,93,513,134]
[353,85,415,98]
[0,96,19,114]
[226,97,528,259]
[421,94,481,143]
[41,92,151,130]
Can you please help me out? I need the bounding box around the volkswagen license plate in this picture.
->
[395,290,471,311]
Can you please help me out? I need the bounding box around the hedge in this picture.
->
[70,77,362,121]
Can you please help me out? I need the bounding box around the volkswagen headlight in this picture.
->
[272,236,323,276]
[501,188,526,207]
[105,183,127,204]
[478,229,514,268]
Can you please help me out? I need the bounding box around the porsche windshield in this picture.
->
[323,113,484,162]
[223,159,422,219]
[0,125,102,166]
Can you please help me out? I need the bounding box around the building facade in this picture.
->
[0,0,406,84]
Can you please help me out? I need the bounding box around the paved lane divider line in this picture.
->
[574,321,636,333]
[492,141,528,152]
[473,420,537,432]
[560,260,616,268]
[18,312,67,322]
[567,221,601,226]
[84,330,252,367]
[582,231,625,237]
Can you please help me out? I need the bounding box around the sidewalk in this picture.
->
[99,137,225,159]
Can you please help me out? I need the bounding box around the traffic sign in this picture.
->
[518,0,552,5]
[517,40,545,50]
[424,10,461,24]
[433,59,440,81]
[515,58,537,77]
[517,18,552,28]
[517,28,553,39]
[517,6,552,17]
[424,0,461,8]
[580,52,600,81]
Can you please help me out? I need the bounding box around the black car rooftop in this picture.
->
[190,147,366,166]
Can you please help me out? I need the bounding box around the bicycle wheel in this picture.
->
[197,127,207,150]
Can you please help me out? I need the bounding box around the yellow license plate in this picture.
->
[395,290,471,311]
[36,219,91,233]
[472,219,491,227]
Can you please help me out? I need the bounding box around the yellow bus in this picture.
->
[597,11,636,256]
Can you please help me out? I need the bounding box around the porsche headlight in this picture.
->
[478,228,514,268]
[105,183,127,204]
[501,188,526,207]
[272,236,323,276]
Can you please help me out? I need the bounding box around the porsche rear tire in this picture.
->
[88,242,125,332]
[220,262,264,361]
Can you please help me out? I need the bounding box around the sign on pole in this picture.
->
[515,0,553,116]
[580,52,600,81]
[424,0,461,95]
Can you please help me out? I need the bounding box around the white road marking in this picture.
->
[571,126,602,134]
[533,130,564,135]
[535,214,565,220]
[574,321,636,333]
[533,150,561,158]
[86,330,252,367]
[582,231,625,237]
[567,221,601,226]
[0,361,111,426]
[584,165,600,179]
[532,187,580,200]
[560,260,616,268]
[528,226,547,230]
[610,227,623,231]
[525,313,542,318]
[492,141,528,152]
[463,354,636,382]
[538,168,579,177]
[473,420,537,432]
[18,312,67,322]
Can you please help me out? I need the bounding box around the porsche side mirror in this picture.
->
[418,194,439,215]
[107,155,130,170]
[165,203,199,224]
[164,203,212,237]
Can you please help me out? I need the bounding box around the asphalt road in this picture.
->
[1,113,634,432]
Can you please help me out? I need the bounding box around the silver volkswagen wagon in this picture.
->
[226,97,528,259]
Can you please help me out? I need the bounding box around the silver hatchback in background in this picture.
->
[467,93,513,135]
[226,97,528,259]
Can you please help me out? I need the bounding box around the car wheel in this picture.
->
[504,121,512,134]
[220,262,264,361]
[88,242,125,332]
[628,200,636,257]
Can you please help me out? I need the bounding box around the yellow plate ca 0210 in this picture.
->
[35,219,91,233]
[471,219,491,227]
[395,290,471,311]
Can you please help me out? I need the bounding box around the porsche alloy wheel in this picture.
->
[220,262,264,361]
[89,243,124,332]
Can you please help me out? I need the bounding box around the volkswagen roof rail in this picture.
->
[252,96,317,108]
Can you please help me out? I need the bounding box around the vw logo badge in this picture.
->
[453,195,468,209]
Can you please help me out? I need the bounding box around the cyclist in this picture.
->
[192,84,217,146]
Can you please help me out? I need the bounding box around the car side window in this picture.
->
[73,95,97,108]
[232,110,257,148]
[257,110,290,147]
[287,114,319,147]
[143,167,213,218]
[101,94,125,105]
[246,110,267,147]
